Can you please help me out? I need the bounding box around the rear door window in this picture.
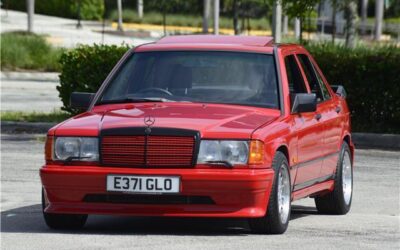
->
[284,55,308,94]
[297,54,331,102]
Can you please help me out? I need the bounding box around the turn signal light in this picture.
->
[248,140,264,165]
[45,136,53,163]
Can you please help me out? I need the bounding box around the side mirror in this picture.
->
[291,93,317,113]
[331,85,347,98]
[70,92,95,110]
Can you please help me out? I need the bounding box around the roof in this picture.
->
[156,35,274,47]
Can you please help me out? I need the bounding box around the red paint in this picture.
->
[41,36,353,218]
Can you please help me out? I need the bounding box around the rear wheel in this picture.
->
[314,142,353,214]
[249,151,291,234]
[42,188,87,230]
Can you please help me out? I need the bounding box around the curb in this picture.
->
[1,121,55,134]
[0,71,59,82]
[1,121,399,150]
[352,133,400,150]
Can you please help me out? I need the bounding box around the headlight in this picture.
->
[54,137,99,161]
[197,140,249,166]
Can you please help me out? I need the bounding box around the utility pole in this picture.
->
[272,0,282,43]
[117,0,123,31]
[203,0,210,34]
[26,0,34,33]
[137,0,143,19]
[374,0,384,41]
[361,0,368,35]
[213,0,219,35]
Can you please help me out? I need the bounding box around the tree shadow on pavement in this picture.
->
[1,204,315,236]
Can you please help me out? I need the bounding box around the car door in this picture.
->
[283,53,324,190]
[296,53,341,178]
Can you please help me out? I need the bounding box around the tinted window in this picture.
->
[284,55,307,94]
[99,51,279,109]
[297,54,331,101]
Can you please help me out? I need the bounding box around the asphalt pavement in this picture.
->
[1,77,62,112]
[1,134,399,250]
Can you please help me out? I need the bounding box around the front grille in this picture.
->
[83,194,215,205]
[101,135,196,167]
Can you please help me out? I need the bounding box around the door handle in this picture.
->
[335,106,341,113]
[315,113,322,121]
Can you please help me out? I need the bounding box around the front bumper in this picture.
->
[40,165,274,218]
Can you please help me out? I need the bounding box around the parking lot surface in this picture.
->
[1,134,399,250]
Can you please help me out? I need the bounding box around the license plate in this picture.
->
[106,175,180,194]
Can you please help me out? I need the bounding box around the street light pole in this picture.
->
[26,0,34,33]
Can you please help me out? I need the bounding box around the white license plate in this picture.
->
[106,175,180,194]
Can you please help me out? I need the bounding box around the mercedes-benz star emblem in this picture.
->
[144,116,155,127]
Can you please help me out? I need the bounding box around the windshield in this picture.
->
[98,51,279,109]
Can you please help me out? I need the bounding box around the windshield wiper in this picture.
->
[96,97,175,105]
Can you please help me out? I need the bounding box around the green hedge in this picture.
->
[4,0,104,20]
[58,44,129,114]
[306,44,400,134]
[57,43,400,133]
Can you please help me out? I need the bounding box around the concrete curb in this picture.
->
[1,121,399,150]
[0,71,59,82]
[352,133,400,150]
[1,121,56,134]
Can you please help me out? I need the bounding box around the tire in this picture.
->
[249,151,291,234]
[42,188,88,230]
[314,142,353,215]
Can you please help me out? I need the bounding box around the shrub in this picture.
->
[1,31,64,71]
[58,43,400,133]
[306,43,400,133]
[4,0,104,20]
[58,44,129,114]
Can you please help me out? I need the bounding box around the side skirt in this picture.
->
[292,175,335,201]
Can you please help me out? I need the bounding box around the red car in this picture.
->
[40,35,354,234]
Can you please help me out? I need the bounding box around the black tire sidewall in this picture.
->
[335,142,353,213]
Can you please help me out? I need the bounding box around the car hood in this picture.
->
[54,103,280,139]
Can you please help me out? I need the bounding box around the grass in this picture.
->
[108,10,270,31]
[1,31,64,72]
[0,111,71,123]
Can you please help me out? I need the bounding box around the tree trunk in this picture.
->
[282,15,288,35]
[213,0,219,34]
[374,0,384,41]
[331,0,337,44]
[26,0,34,32]
[272,0,282,43]
[137,0,143,19]
[344,1,358,48]
[233,0,240,35]
[294,18,301,40]
[203,0,210,33]
[361,0,368,35]
[117,0,123,31]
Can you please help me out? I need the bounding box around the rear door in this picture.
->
[296,53,341,178]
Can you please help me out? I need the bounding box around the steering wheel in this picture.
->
[137,88,173,96]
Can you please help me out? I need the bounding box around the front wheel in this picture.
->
[314,142,353,214]
[42,188,88,230]
[249,151,291,234]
